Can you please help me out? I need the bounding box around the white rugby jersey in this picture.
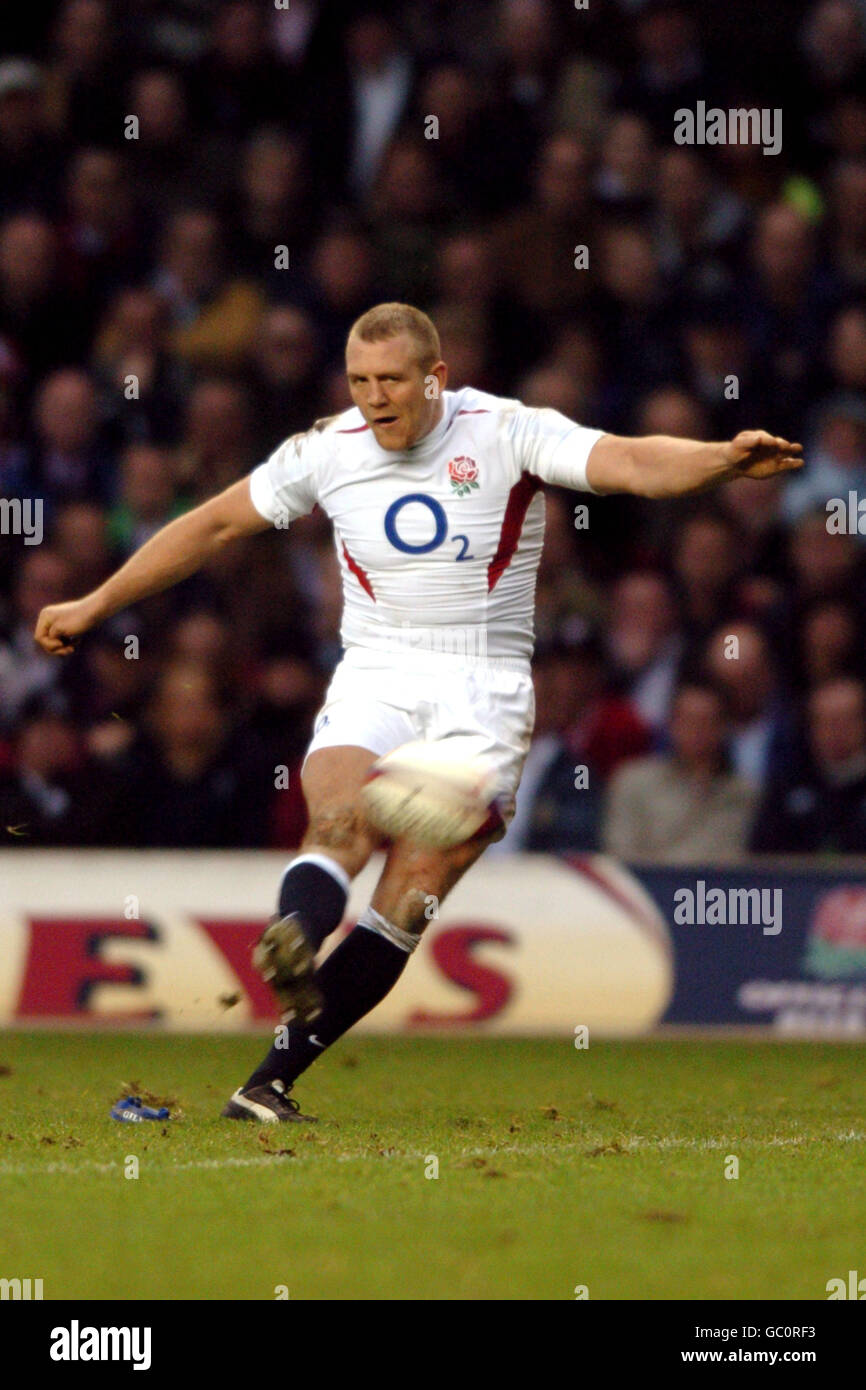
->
[248,386,604,664]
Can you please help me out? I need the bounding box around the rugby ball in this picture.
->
[361,736,500,849]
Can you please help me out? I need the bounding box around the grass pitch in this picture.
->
[0,1032,862,1301]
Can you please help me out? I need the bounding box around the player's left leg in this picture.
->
[367,825,499,936]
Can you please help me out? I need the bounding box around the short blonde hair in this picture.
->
[347,302,441,370]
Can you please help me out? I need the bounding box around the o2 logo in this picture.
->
[384,493,474,561]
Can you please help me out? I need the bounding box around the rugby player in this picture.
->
[34,303,803,1121]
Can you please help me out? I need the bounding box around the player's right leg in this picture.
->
[251,745,381,1023]
[300,745,383,878]
[223,745,382,1123]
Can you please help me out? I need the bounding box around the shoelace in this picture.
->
[270,1085,300,1114]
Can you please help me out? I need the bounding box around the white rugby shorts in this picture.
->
[303,646,535,826]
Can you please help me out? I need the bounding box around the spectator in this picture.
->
[552,317,606,416]
[60,147,140,307]
[827,158,866,292]
[595,113,656,217]
[672,510,741,648]
[783,393,866,527]
[796,598,864,689]
[0,376,27,495]
[702,620,793,787]
[231,128,314,283]
[247,627,327,848]
[740,203,836,437]
[175,377,255,499]
[433,230,527,386]
[492,132,596,332]
[188,0,288,140]
[596,221,679,398]
[496,0,561,109]
[344,11,413,201]
[680,298,761,436]
[603,681,758,863]
[616,0,711,141]
[107,443,187,555]
[799,1,866,119]
[105,660,271,847]
[0,548,73,731]
[246,304,322,450]
[540,625,650,782]
[0,214,90,387]
[606,570,684,735]
[519,359,591,421]
[124,69,218,231]
[25,367,114,512]
[489,635,605,855]
[153,208,265,372]
[369,138,445,305]
[534,492,605,643]
[717,474,788,597]
[750,676,866,853]
[823,89,866,163]
[654,148,745,281]
[65,611,151,734]
[0,59,59,218]
[44,0,126,146]
[433,304,493,393]
[52,500,114,595]
[826,302,866,393]
[167,608,235,689]
[306,223,378,364]
[417,65,512,217]
[0,696,115,845]
[93,286,186,446]
[787,507,864,606]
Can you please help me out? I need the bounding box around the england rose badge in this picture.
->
[448,456,479,497]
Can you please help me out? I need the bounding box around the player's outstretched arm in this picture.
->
[34,477,270,655]
[585,430,804,499]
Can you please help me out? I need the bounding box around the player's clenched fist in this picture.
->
[34,597,100,655]
[723,430,804,480]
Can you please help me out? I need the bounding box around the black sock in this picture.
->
[244,916,414,1090]
[277,855,349,952]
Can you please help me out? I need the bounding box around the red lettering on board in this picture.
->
[18,919,158,1019]
[196,919,274,1017]
[409,924,514,1025]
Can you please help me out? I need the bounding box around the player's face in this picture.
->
[346,333,446,451]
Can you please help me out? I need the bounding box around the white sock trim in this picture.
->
[284,852,351,896]
[358,905,418,954]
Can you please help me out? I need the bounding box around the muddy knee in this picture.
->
[303,805,375,874]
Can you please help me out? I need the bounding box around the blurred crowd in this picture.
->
[2,0,866,857]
